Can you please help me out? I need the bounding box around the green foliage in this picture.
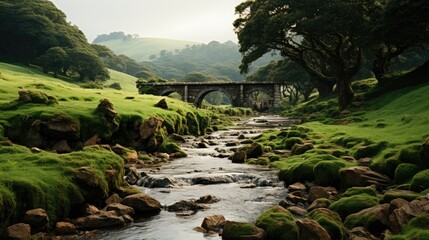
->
[255,206,299,240]
[329,194,379,220]
[410,169,429,192]
[108,82,122,90]
[395,163,421,184]
[307,208,347,240]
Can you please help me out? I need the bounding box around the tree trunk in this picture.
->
[337,77,354,111]
[314,78,335,98]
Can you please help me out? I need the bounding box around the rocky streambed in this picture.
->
[92,115,297,240]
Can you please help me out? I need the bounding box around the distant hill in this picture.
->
[94,34,200,61]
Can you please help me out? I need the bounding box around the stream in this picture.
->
[95,115,299,240]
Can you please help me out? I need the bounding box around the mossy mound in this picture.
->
[386,214,429,240]
[410,169,429,192]
[342,185,378,197]
[329,194,380,220]
[18,90,58,105]
[0,144,126,232]
[313,160,353,187]
[344,204,390,235]
[277,129,304,138]
[398,144,422,166]
[222,221,264,240]
[284,137,304,150]
[246,157,270,166]
[353,141,387,159]
[381,190,420,203]
[307,208,347,240]
[395,163,421,184]
[255,206,299,240]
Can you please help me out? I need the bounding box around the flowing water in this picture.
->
[95,115,299,240]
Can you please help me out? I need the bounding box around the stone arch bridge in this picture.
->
[136,82,282,109]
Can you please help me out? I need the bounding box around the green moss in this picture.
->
[246,157,270,166]
[344,204,390,234]
[307,208,347,240]
[386,214,429,240]
[329,194,379,220]
[255,206,299,240]
[159,140,187,156]
[398,144,422,166]
[222,222,261,239]
[277,130,303,138]
[410,169,429,192]
[268,154,281,162]
[395,163,421,184]
[284,137,304,149]
[342,185,378,197]
[313,160,353,187]
[381,191,420,203]
[353,141,388,159]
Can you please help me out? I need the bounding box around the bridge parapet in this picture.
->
[136,81,282,109]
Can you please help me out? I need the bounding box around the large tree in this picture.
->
[234,0,372,110]
[367,0,429,82]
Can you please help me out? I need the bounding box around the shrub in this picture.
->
[108,82,122,90]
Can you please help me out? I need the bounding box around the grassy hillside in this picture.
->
[97,37,200,61]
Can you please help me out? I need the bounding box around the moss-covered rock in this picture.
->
[398,144,421,166]
[329,194,379,220]
[246,157,270,166]
[284,137,304,150]
[313,160,350,187]
[342,185,378,197]
[394,163,421,184]
[277,130,303,138]
[344,203,390,235]
[247,142,264,159]
[381,189,420,203]
[307,208,347,240]
[222,221,265,240]
[255,206,299,240]
[410,169,429,192]
[386,214,429,240]
[291,143,314,155]
[268,154,281,162]
[353,141,387,159]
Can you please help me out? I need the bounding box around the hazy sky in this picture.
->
[49,0,244,43]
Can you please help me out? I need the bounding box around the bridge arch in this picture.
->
[193,87,234,108]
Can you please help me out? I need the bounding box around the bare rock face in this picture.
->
[84,135,99,146]
[82,204,100,216]
[296,218,331,240]
[348,227,378,240]
[139,116,164,141]
[74,211,125,230]
[23,208,49,233]
[389,194,429,233]
[308,186,331,203]
[7,223,31,240]
[154,98,168,109]
[222,221,265,240]
[105,193,123,205]
[52,139,72,153]
[55,222,77,235]
[339,166,391,188]
[121,193,162,214]
[106,203,135,216]
[43,115,79,141]
[231,150,247,163]
[201,215,226,232]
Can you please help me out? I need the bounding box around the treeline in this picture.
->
[235,0,429,110]
[0,0,109,81]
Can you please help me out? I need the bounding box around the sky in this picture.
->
[49,0,244,44]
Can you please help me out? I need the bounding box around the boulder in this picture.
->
[288,206,307,217]
[288,182,307,191]
[291,143,314,155]
[73,167,99,188]
[308,199,332,211]
[96,99,117,121]
[307,208,346,240]
[23,208,49,233]
[339,166,391,188]
[18,90,57,105]
[255,206,298,240]
[422,138,429,159]
[55,222,77,235]
[388,194,429,232]
[112,144,138,162]
[348,227,378,240]
[106,203,135,216]
[82,204,100,216]
[308,186,331,203]
[196,195,220,204]
[42,115,79,141]
[124,166,140,185]
[154,98,168,109]
[287,191,308,204]
[222,221,265,240]
[139,116,164,141]
[231,150,247,163]
[121,193,162,213]
[52,140,72,153]
[74,211,125,230]
[196,142,210,148]
[296,218,331,240]
[84,135,99,146]
[167,200,207,212]
[105,193,122,205]
[7,223,31,240]
[201,215,226,231]
[344,204,390,235]
[226,141,240,147]
[247,142,264,158]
